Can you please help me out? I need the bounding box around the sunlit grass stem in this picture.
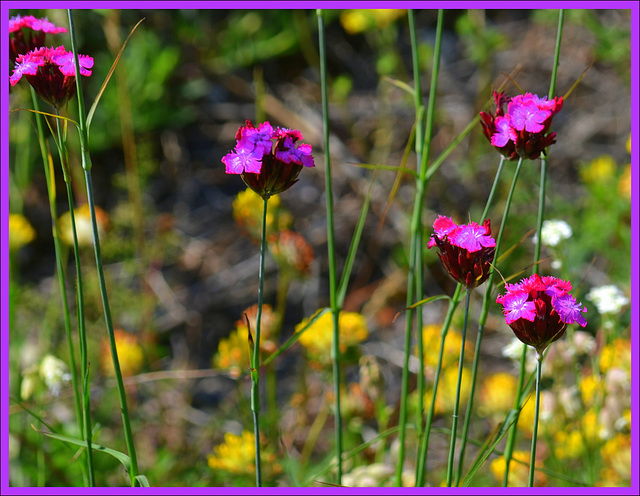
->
[504,10,564,484]
[68,9,139,486]
[445,287,471,487]
[250,196,268,487]
[317,9,343,484]
[396,9,443,486]
[53,106,95,486]
[29,86,88,486]
[454,156,519,486]
[528,351,544,486]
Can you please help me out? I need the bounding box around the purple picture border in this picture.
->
[2,1,638,494]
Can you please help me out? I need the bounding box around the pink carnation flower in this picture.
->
[222,120,315,198]
[496,273,587,354]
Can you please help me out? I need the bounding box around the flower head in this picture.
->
[207,430,280,479]
[58,204,109,247]
[268,230,314,278]
[9,14,67,61]
[296,310,368,366]
[100,329,144,377]
[222,120,315,199]
[496,274,587,354]
[10,45,93,108]
[480,90,562,160]
[9,213,36,251]
[427,216,496,289]
[585,285,629,316]
[39,354,71,396]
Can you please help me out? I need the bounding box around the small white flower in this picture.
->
[39,355,71,396]
[532,219,573,247]
[501,337,527,361]
[586,285,629,315]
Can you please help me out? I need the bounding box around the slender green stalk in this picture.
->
[415,284,463,486]
[250,196,268,487]
[502,343,527,487]
[504,11,564,483]
[53,106,95,486]
[528,351,543,486]
[29,88,86,486]
[446,288,471,486]
[454,156,519,486]
[408,11,426,452]
[417,157,505,486]
[68,9,139,486]
[317,9,343,484]
[396,10,443,486]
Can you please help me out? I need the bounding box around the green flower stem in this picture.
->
[408,10,426,454]
[415,283,463,486]
[528,351,543,486]
[502,343,528,487]
[30,89,85,486]
[53,106,95,487]
[317,9,343,484]
[68,9,139,486]
[446,288,471,486]
[454,156,520,486]
[505,12,563,483]
[417,155,507,486]
[250,196,269,487]
[29,91,82,486]
[397,10,443,487]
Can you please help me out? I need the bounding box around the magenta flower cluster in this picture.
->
[480,91,563,160]
[222,120,315,198]
[428,216,496,289]
[222,120,315,174]
[496,273,587,354]
[9,14,67,62]
[10,46,94,108]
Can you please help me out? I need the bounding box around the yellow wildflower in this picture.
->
[490,450,547,487]
[579,374,605,408]
[214,305,279,378]
[100,329,144,377]
[477,372,517,419]
[626,133,631,155]
[618,164,631,199]
[424,366,472,415]
[58,204,109,247]
[416,324,471,373]
[207,430,279,477]
[232,187,292,240]
[9,213,36,251]
[340,9,407,35]
[600,338,631,375]
[600,433,631,484]
[213,327,250,379]
[207,431,256,475]
[296,310,368,364]
[581,155,616,185]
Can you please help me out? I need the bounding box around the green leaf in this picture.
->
[259,308,331,369]
[87,18,145,131]
[134,474,151,487]
[32,425,131,473]
[336,172,376,307]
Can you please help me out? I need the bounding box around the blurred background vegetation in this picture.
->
[7,8,632,487]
